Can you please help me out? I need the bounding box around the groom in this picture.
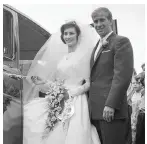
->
[89,7,134,144]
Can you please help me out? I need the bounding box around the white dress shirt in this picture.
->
[94,31,113,61]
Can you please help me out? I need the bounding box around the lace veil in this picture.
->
[27,30,68,82]
[25,21,98,101]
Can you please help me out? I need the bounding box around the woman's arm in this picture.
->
[32,71,58,93]
[68,78,90,97]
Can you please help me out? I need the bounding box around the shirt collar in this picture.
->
[100,31,113,42]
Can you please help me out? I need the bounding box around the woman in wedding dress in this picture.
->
[23,21,101,144]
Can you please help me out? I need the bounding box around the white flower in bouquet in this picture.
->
[51,116,57,122]
[42,79,68,139]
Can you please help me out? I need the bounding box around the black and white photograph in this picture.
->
[2,4,145,144]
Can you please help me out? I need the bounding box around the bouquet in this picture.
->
[42,79,69,139]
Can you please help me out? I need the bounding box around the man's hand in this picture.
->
[103,106,115,122]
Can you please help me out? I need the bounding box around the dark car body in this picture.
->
[3,4,50,144]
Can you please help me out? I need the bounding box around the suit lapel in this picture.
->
[90,40,99,69]
[91,32,116,70]
[94,45,105,64]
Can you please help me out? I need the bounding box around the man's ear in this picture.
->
[109,19,113,26]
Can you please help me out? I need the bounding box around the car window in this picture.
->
[3,9,14,60]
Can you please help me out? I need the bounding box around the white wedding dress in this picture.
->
[23,52,101,144]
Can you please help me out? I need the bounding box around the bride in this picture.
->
[23,21,100,144]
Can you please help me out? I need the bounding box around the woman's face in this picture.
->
[132,81,142,92]
[63,27,78,47]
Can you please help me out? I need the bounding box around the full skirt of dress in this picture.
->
[23,93,101,144]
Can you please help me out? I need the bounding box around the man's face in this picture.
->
[92,10,112,38]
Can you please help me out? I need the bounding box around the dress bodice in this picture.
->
[56,53,84,87]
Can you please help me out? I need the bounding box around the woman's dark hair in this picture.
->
[141,63,145,69]
[135,72,145,87]
[140,77,145,87]
[60,21,81,44]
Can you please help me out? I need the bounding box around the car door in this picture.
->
[3,6,23,144]
[3,4,50,144]
[15,5,50,103]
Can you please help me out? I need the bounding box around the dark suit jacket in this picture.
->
[89,32,134,120]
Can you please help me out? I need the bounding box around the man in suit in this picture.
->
[89,7,134,144]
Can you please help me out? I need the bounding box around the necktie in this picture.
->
[94,39,102,61]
